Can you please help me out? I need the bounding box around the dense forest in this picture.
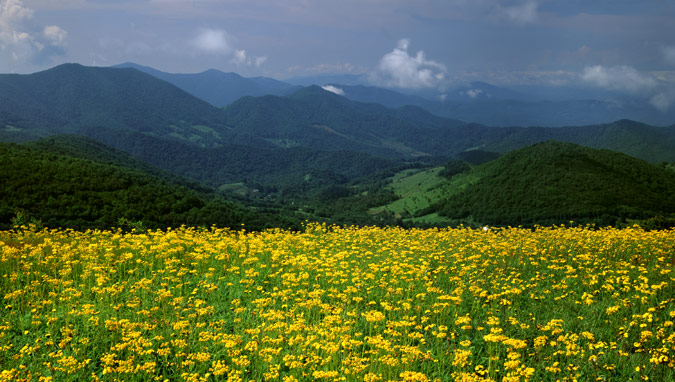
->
[432,141,675,227]
[0,142,297,231]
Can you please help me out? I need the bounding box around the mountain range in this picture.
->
[1,63,675,229]
[3,63,675,162]
[112,62,300,107]
[108,62,675,127]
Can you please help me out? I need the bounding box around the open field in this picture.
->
[370,167,480,225]
[1,224,673,381]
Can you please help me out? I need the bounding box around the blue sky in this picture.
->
[2,0,675,107]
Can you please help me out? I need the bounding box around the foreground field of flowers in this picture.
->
[0,224,673,382]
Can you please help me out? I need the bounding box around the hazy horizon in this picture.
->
[2,1,675,109]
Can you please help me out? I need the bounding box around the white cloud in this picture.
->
[465,88,483,99]
[190,28,266,68]
[43,25,66,46]
[1,0,34,48]
[321,85,345,95]
[191,28,233,54]
[501,1,538,25]
[231,48,246,64]
[254,56,267,67]
[581,65,675,112]
[370,38,447,89]
[0,0,32,28]
[230,49,268,68]
[0,0,66,69]
[581,65,658,93]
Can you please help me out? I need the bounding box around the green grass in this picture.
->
[218,182,252,196]
[371,166,484,223]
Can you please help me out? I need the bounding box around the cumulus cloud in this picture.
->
[0,0,32,27]
[501,1,538,24]
[191,28,233,54]
[321,85,345,95]
[581,65,658,93]
[231,48,246,64]
[465,88,483,99]
[1,0,35,51]
[191,28,267,68]
[230,48,267,67]
[0,0,66,68]
[43,25,66,46]
[370,39,447,89]
[254,56,267,67]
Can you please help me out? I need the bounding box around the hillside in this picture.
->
[0,63,229,146]
[434,141,675,226]
[113,62,300,107]
[0,142,294,230]
[222,86,467,157]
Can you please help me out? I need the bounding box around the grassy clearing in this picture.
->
[0,224,673,381]
[372,167,482,223]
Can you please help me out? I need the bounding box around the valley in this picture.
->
[1,63,675,231]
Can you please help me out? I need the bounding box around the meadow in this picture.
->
[0,224,673,381]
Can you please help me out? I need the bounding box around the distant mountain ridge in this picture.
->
[330,84,675,127]
[1,64,675,178]
[112,62,300,107]
[112,63,675,127]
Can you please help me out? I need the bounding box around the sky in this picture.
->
[2,0,675,108]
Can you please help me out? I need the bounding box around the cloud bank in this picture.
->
[369,39,446,89]
[581,65,658,93]
[581,65,675,112]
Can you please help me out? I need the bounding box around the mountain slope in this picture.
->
[79,128,402,190]
[113,62,299,106]
[0,141,292,230]
[22,134,208,190]
[434,141,675,225]
[0,63,229,146]
[222,86,466,157]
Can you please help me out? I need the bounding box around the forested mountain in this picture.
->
[0,63,228,146]
[3,64,675,165]
[77,128,405,191]
[221,86,466,157]
[433,141,675,226]
[0,141,295,230]
[112,62,300,107]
